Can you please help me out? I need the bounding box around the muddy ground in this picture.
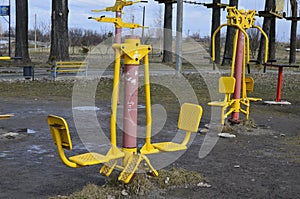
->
[0,70,299,199]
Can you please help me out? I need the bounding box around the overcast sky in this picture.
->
[0,0,296,42]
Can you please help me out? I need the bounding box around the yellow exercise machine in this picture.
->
[209,6,269,124]
[49,0,203,184]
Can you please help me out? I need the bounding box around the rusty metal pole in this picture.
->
[122,36,140,153]
[115,11,122,43]
[230,30,243,124]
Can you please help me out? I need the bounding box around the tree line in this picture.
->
[14,0,300,65]
[4,27,110,47]
[159,0,298,65]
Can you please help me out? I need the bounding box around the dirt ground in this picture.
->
[0,68,299,198]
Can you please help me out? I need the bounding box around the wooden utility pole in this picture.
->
[162,2,173,63]
[175,0,183,72]
[288,0,298,63]
[202,1,228,65]
[210,0,221,64]
[15,0,31,63]
[257,0,278,64]
[203,2,228,65]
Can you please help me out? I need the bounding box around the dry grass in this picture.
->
[152,167,205,189]
[49,167,205,199]
[220,118,258,134]
[282,136,300,164]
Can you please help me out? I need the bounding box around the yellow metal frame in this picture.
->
[212,7,269,65]
[90,16,144,29]
[102,36,159,183]
[108,37,202,183]
[92,0,142,13]
[90,0,145,29]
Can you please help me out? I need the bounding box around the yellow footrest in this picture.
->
[247,97,262,102]
[118,154,142,184]
[152,142,187,152]
[100,159,118,177]
[208,101,227,107]
[69,152,109,166]
[0,114,14,120]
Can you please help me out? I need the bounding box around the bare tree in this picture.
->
[289,0,298,63]
[190,32,201,41]
[49,0,69,62]
[153,6,163,37]
[38,20,51,42]
[268,0,277,61]
[69,28,83,54]
[247,24,261,58]
[15,0,31,63]
[222,0,238,66]
[152,6,163,53]
[28,19,51,45]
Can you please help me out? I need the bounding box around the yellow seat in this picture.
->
[151,103,203,152]
[47,115,111,168]
[245,77,254,93]
[244,77,262,101]
[208,76,236,124]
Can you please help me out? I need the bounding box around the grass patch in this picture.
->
[152,167,205,189]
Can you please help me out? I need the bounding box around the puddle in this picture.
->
[0,152,7,158]
[27,129,36,134]
[0,132,19,139]
[138,104,146,109]
[27,110,47,114]
[16,128,36,134]
[0,151,11,158]
[27,145,48,154]
[73,106,101,111]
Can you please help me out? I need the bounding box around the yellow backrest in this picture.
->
[219,76,236,94]
[47,115,73,150]
[178,103,203,132]
[245,77,254,93]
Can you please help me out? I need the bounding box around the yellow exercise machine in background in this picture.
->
[209,6,269,124]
